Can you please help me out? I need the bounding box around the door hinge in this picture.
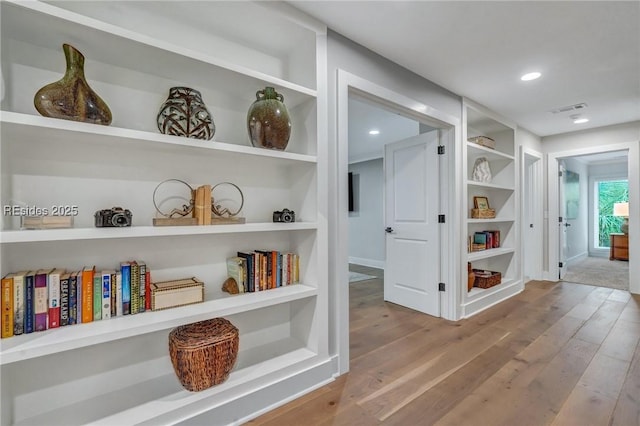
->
[437,146,445,155]
[559,262,564,268]
[559,171,563,177]
[439,282,446,292]
[438,214,445,223]
[559,216,563,223]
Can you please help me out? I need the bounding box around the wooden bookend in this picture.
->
[194,185,205,225]
[153,217,198,226]
[211,217,246,225]
[202,184,212,226]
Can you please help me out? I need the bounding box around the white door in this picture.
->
[559,163,568,279]
[384,130,440,316]
[523,153,543,281]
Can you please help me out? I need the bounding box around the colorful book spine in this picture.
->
[60,272,70,326]
[25,272,35,333]
[48,268,64,329]
[276,253,282,287]
[34,269,51,331]
[130,261,140,315]
[138,261,146,313]
[145,269,151,311]
[81,266,94,323]
[116,271,123,316]
[110,271,117,317]
[75,271,83,324]
[237,252,254,292]
[121,262,131,315]
[1,275,14,338]
[102,271,112,320]
[12,271,26,335]
[68,272,78,325]
[93,273,102,321]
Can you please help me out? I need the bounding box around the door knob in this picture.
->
[385,227,394,233]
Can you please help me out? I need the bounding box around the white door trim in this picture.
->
[520,147,543,281]
[335,69,461,374]
[547,142,639,293]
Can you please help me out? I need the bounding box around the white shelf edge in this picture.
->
[467,180,515,191]
[0,222,318,244]
[0,111,317,164]
[0,284,318,365]
[467,218,515,224]
[466,141,515,160]
[466,277,518,299]
[467,247,515,261]
[3,0,317,99]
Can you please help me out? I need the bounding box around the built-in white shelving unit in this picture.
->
[0,1,330,424]
[462,99,522,317]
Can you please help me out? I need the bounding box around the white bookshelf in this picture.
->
[0,1,330,424]
[462,99,522,317]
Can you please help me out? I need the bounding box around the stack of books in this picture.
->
[1,260,149,339]
[226,251,300,294]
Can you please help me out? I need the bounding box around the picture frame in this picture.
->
[473,196,490,210]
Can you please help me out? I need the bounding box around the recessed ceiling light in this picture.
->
[369,129,380,135]
[573,118,589,124]
[521,72,541,81]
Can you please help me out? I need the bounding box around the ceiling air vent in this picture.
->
[549,103,588,114]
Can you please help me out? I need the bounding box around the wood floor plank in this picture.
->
[249,277,640,426]
[610,339,640,426]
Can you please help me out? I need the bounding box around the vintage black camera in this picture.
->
[273,208,295,223]
[94,207,132,227]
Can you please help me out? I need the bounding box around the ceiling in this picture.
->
[290,1,640,137]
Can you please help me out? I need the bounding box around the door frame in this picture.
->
[335,69,461,374]
[547,142,639,291]
[520,147,543,281]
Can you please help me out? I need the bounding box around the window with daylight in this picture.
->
[595,179,629,248]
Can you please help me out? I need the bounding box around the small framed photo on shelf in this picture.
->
[473,196,490,210]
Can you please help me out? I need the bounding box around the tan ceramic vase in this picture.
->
[247,87,291,150]
[34,44,112,125]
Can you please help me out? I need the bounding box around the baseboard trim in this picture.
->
[566,252,588,265]
[348,256,385,269]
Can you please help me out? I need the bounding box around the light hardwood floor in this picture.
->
[248,267,640,426]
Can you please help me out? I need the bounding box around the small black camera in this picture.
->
[95,207,132,227]
[273,208,295,223]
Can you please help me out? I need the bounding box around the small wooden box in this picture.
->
[151,277,204,311]
[471,208,496,219]
[472,269,502,289]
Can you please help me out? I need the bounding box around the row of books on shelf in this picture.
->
[468,230,501,252]
[227,251,300,293]
[1,261,150,339]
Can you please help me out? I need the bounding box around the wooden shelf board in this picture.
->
[1,1,317,108]
[0,221,318,244]
[466,277,517,299]
[13,338,318,426]
[0,285,317,365]
[467,141,514,160]
[0,112,317,164]
[467,180,515,191]
[467,247,515,261]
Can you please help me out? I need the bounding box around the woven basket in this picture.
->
[472,269,502,289]
[169,317,239,391]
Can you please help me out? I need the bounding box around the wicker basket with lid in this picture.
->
[169,317,239,391]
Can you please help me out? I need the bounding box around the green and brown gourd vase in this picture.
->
[34,43,112,125]
[247,87,291,150]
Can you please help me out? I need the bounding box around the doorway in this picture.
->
[335,70,460,374]
[549,148,631,291]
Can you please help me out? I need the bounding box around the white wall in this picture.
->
[327,30,462,373]
[542,121,640,294]
[561,158,589,262]
[518,127,543,153]
[348,159,385,267]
